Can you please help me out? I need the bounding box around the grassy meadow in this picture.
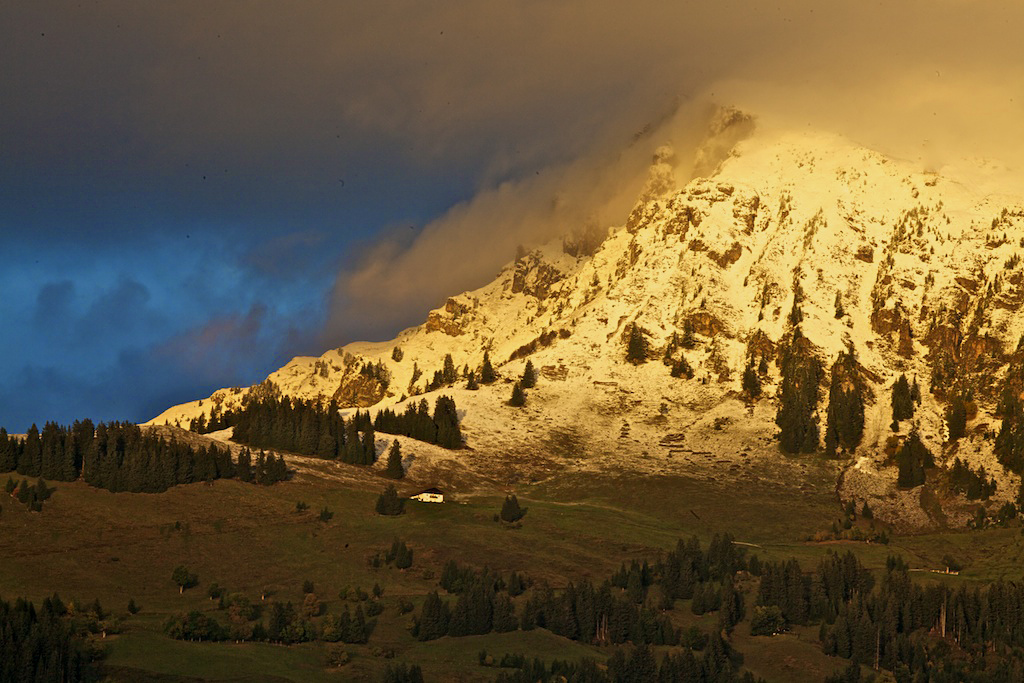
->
[3,454,1024,682]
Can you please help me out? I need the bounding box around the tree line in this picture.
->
[490,640,764,683]
[372,396,463,449]
[414,534,751,648]
[220,394,463,463]
[0,421,281,494]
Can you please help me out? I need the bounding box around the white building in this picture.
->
[411,487,444,503]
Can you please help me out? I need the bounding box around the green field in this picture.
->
[2,455,1023,682]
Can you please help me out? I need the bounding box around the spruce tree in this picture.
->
[681,319,696,348]
[466,371,479,390]
[776,330,823,454]
[480,351,496,384]
[432,395,462,448]
[891,374,914,424]
[521,360,537,389]
[895,431,933,488]
[376,484,405,516]
[508,382,526,407]
[742,363,762,398]
[384,440,405,479]
[500,494,526,522]
[442,354,457,385]
[626,323,648,364]
[823,348,866,458]
[947,395,967,441]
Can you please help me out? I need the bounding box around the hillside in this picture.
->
[148,109,1024,532]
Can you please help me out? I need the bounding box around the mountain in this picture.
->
[148,109,1024,531]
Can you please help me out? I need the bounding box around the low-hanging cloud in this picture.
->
[324,1,1024,343]
[5,1,1023,349]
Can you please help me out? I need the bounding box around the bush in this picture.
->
[750,605,786,636]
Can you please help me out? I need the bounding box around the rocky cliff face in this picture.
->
[149,113,1024,530]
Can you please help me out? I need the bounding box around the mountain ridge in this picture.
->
[147,112,1024,531]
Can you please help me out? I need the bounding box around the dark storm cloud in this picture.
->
[32,280,75,330]
[4,1,1024,427]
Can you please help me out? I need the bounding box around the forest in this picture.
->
[0,421,285,493]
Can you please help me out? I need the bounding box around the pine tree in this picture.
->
[824,347,866,458]
[500,494,526,522]
[384,440,405,479]
[376,484,405,516]
[681,319,696,348]
[508,382,526,407]
[626,323,648,364]
[891,374,914,424]
[776,330,823,454]
[521,360,537,388]
[442,354,457,385]
[416,591,450,641]
[480,351,496,384]
[742,363,762,398]
[895,431,933,488]
[466,371,479,390]
[947,395,967,441]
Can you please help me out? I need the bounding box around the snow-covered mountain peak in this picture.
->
[148,116,1024,529]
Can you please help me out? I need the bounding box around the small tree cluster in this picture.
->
[895,431,934,488]
[823,347,867,458]
[386,538,414,569]
[775,330,823,454]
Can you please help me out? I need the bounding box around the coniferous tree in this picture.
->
[433,395,463,448]
[376,484,405,516]
[361,426,377,465]
[442,354,457,385]
[891,374,914,425]
[508,382,526,407]
[681,319,696,348]
[776,329,823,454]
[626,323,648,364]
[466,371,479,390]
[823,347,867,458]
[947,395,968,441]
[480,351,496,384]
[416,591,450,641]
[384,440,405,479]
[671,356,694,379]
[500,494,526,522]
[742,363,762,398]
[834,291,845,319]
[895,431,933,488]
[521,360,537,389]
